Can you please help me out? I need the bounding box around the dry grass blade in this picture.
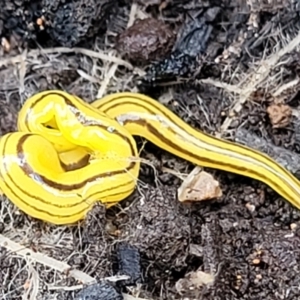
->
[220,28,300,135]
[0,234,149,300]
[0,234,97,284]
[0,47,145,75]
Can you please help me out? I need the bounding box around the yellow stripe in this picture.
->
[93,92,300,209]
[2,91,140,224]
[0,90,299,225]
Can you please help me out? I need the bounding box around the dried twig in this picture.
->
[0,234,97,284]
[0,47,141,72]
[0,234,149,300]
[220,28,300,135]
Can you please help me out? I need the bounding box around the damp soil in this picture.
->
[1,1,300,300]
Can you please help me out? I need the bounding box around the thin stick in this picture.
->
[0,234,96,284]
[0,234,150,300]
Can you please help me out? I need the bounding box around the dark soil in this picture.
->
[1,1,300,300]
